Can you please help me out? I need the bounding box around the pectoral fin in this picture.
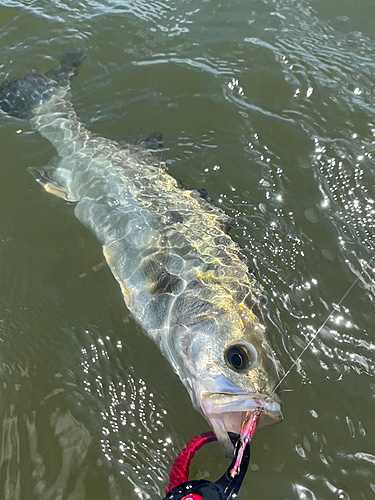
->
[28,158,77,202]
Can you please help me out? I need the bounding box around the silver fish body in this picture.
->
[2,54,282,456]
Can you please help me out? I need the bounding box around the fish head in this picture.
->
[186,309,283,457]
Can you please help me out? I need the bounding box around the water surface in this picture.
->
[0,0,374,499]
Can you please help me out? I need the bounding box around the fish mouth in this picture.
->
[201,392,283,458]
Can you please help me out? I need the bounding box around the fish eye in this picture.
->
[224,344,257,372]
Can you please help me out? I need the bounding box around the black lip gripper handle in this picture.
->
[163,433,251,500]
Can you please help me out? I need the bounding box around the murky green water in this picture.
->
[0,1,374,499]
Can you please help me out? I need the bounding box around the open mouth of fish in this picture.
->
[201,392,283,457]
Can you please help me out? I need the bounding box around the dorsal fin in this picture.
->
[133,132,163,151]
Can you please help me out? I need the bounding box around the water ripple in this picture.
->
[0,0,374,498]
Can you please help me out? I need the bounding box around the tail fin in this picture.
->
[46,47,86,84]
[0,48,86,119]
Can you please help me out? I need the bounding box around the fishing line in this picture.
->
[271,254,374,395]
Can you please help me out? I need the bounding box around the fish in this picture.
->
[0,49,282,457]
